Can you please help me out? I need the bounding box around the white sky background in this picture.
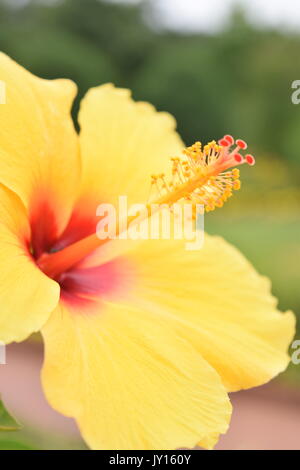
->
[108,0,300,33]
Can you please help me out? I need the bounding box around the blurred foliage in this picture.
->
[0,435,35,450]
[0,398,21,431]
[0,425,87,449]
[0,3,298,320]
[0,0,300,450]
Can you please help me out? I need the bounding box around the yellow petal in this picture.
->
[122,234,296,392]
[0,185,59,343]
[0,52,80,233]
[78,83,184,206]
[41,300,231,450]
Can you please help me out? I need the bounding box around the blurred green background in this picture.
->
[0,0,299,450]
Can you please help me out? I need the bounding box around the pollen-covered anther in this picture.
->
[149,135,255,212]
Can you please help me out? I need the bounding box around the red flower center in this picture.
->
[29,195,131,309]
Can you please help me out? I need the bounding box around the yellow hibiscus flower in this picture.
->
[0,52,295,450]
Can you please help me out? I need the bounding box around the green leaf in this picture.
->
[0,439,33,450]
[0,399,22,432]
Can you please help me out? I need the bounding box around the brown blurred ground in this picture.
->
[0,342,300,450]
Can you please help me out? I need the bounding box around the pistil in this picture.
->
[37,135,254,279]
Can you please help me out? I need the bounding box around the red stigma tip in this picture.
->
[234,153,243,163]
[224,134,234,145]
[236,139,247,150]
[219,138,230,147]
[245,154,255,166]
